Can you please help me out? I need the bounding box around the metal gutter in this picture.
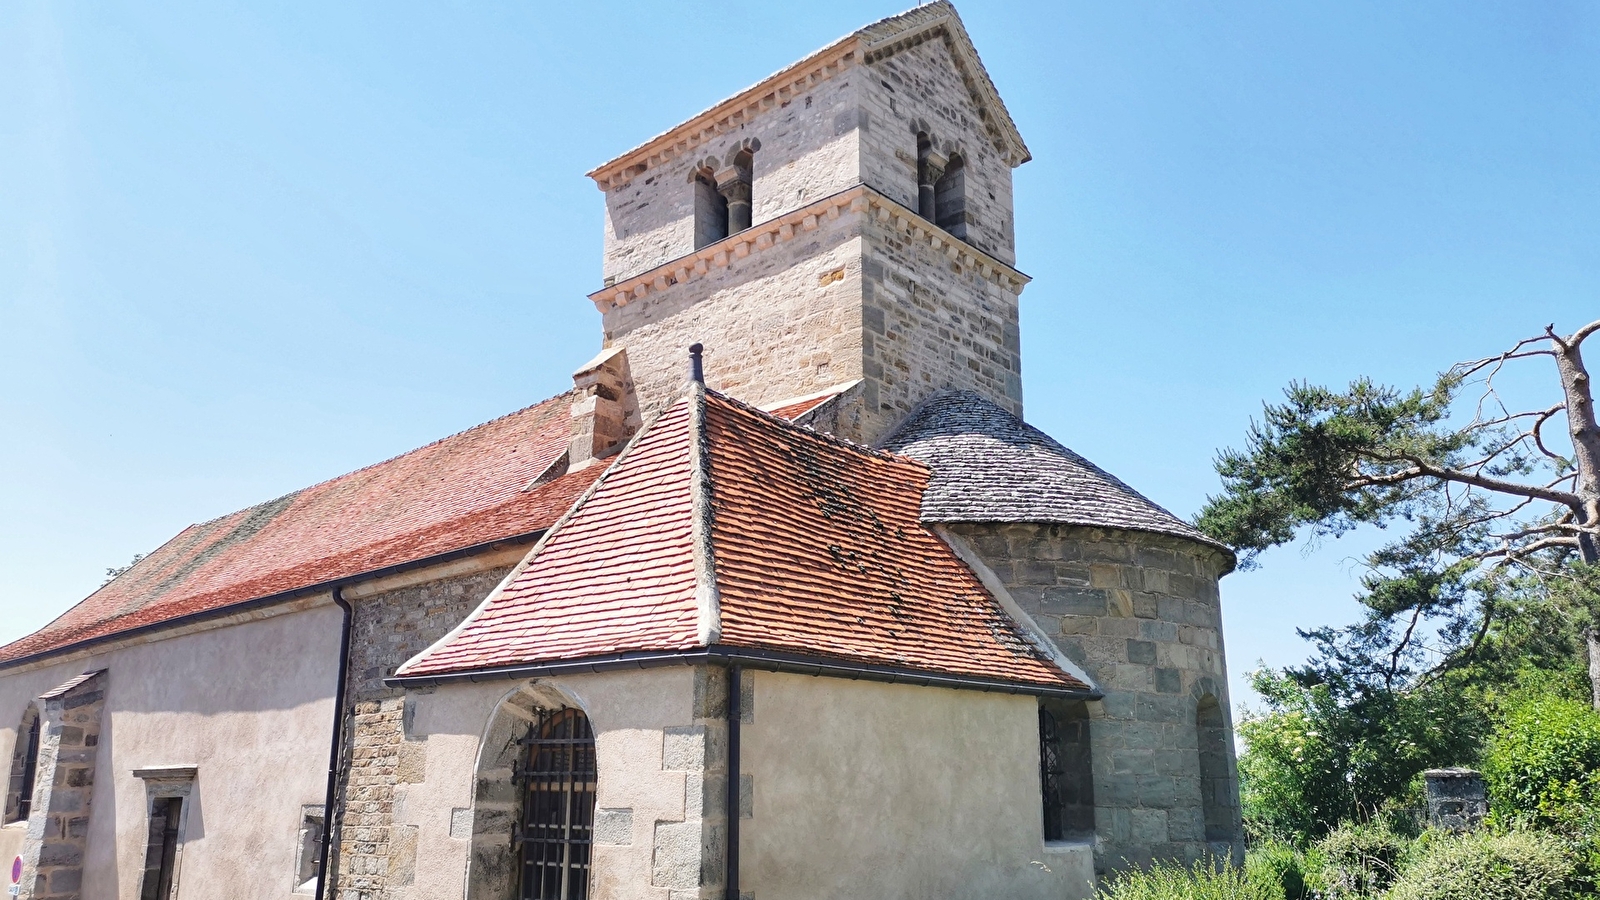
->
[0,530,548,674]
[384,645,1099,700]
[314,588,353,900]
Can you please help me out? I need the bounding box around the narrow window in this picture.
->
[518,707,597,900]
[140,796,184,900]
[692,167,728,249]
[1197,695,1235,841]
[5,706,40,823]
[1039,699,1094,841]
[293,806,326,894]
[934,153,967,240]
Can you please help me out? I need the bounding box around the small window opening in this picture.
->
[5,706,40,824]
[934,153,967,240]
[1039,699,1094,842]
[294,807,326,894]
[1197,695,1235,841]
[692,168,728,249]
[517,707,597,900]
[140,796,184,900]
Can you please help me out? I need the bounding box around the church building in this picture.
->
[0,5,1241,899]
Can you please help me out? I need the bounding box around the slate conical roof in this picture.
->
[396,387,1088,693]
[882,391,1229,553]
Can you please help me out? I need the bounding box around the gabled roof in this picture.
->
[0,394,600,667]
[586,1,1028,191]
[882,391,1232,556]
[396,388,1087,694]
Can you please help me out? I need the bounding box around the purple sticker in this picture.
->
[10,856,20,883]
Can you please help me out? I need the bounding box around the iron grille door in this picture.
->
[517,708,597,900]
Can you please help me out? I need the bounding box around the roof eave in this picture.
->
[386,645,1098,699]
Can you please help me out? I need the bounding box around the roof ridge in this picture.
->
[704,387,924,467]
[185,390,578,531]
[687,383,722,646]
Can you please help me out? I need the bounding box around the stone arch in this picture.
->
[1191,681,1239,845]
[721,137,760,167]
[4,701,39,823]
[465,681,593,900]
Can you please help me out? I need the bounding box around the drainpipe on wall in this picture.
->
[725,663,741,900]
[315,587,353,900]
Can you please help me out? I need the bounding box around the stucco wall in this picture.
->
[741,672,1095,900]
[0,600,342,900]
[391,667,714,900]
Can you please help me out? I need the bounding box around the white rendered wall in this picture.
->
[740,672,1095,900]
[0,600,342,900]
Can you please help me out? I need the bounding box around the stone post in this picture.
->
[1424,769,1487,832]
[917,151,947,221]
[715,169,753,235]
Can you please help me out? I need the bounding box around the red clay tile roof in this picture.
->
[759,382,852,423]
[0,393,601,667]
[398,389,1088,693]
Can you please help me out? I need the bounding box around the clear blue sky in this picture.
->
[2,1,1596,711]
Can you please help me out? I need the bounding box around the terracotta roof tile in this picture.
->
[399,389,1087,693]
[0,393,599,666]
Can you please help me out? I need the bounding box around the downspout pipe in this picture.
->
[315,587,354,900]
[725,663,741,900]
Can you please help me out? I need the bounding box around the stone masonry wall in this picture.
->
[857,206,1021,442]
[601,205,866,428]
[333,567,514,900]
[600,64,863,285]
[19,671,105,900]
[859,34,1017,266]
[946,524,1243,872]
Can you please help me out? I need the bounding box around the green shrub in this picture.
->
[1482,693,1600,823]
[1387,829,1579,900]
[1095,859,1275,900]
[1244,840,1325,899]
[1316,820,1407,897]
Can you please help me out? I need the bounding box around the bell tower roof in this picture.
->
[585,1,1029,194]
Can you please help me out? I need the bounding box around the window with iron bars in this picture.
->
[1039,700,1095,842]
[516,708,597,900]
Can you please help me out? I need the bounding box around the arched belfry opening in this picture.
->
[692,165,728,249]
[934,153,967,240]
[691,140,759,250]
[466,685,598,900]
[4,703,40,823]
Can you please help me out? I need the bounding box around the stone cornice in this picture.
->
[586,3,1030,192]
[586,39,861,193]
[589,184,1031,315]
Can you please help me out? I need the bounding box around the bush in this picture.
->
[1244,841,1325,900]
[1316,820,1407,897]
[1482,693,1600,823]
[1095,859,1276,900]
[1387,829,1579,900]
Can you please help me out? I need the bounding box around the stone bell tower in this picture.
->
[583,1,1032,445]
